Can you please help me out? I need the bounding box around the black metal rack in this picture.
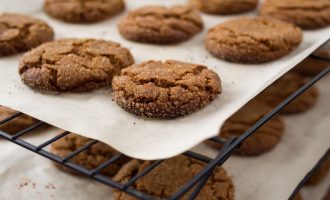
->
[0,51,329,200]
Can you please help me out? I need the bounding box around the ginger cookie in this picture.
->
[0,13,54,57]
[189,0,258,15]
[293,193,303,200]
[294,48,330,76]
[112,60,221,119]
[19,39,134,92]
[44,0,125,23]
[260,0,330,29]
[205,17,302,63]
[206,99,285,156]
[305,157,330,185]
[257,72,319,114]
[0,106,39,135]
[118,5,203,44]
[113,155,235,200]
[294,57,330,77]
[51,133,130,177]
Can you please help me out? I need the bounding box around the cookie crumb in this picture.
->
[45,183,56,190]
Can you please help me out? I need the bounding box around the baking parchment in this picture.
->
[0,75,329,200]
[0,0,329,160]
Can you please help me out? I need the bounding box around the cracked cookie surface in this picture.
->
[113,155,235,200]
[0,13,54,56]
[260,0,330,29]
[19,38,134,92]
[0,106,39,135]
[51,133,130,177]
[206,99,285,156]
[112,60,221,119]
[256,72,319,114]
[189,0,258,15]
[118,5,203,44]
[206,17,302,63]
[44,0,125,23]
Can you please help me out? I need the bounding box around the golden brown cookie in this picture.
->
[19,38,134,92]
[206,99,285,156]
[113,155,235,200]
[293,193,303,200]
[294,48,330,77]
[260,0,330,29]
[0,106,39,135]
[0,13,54,56]
[118,5,203,44]
[257,72,319,114]
[112,60,221,119]
[51,133,130,177]
[294,57,330,77]
[44,0,125,23]
[189,0,258,15]
[205,17,302,63]
[305,157,330,185]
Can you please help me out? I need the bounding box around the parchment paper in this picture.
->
[0,75,329,200]
[0,0,329,160]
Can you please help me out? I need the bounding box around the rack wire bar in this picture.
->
[183,151,213,163]
[36,131,70,151]
[0,112,23,125]
[12,121,45,139]
[207,136,226,144]
[170,137,236,200]
[61,140,99,162]
[89,154,124,176]
[288,149,330,200]
[187,138,236,200]
[188,170,213,200]
[123,160,164,188]
[0,62,329,199]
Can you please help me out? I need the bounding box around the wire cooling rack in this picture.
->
[0,54,329,200]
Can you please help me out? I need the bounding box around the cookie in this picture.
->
[294,57,330,77]
[294,48,330,76]
[51,133,130,177]
[19,39,134,92]
[44,0,125,23]
[113,155,235,200]
[112,60,221,119]
[206,99,285,156]
[205,17,302,63]
[257,72,319,114]
[0,13,54,57]
[118,5,203,44]
[260,0,330,29]
[293,193,303,200]
[0,106,39,135]
[306,157,330,185]
[189,0,258,15]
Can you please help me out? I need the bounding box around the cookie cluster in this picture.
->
[1,0,329,199]
[1,0,327,152]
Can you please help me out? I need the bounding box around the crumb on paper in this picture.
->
[45,183,56,190]
[16,177,34,189]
